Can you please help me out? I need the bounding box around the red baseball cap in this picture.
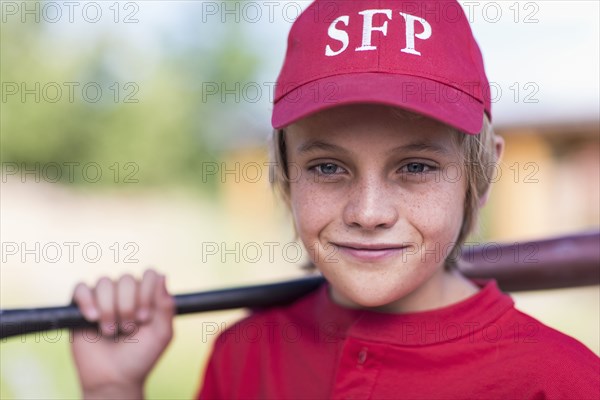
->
[272,0,491,135]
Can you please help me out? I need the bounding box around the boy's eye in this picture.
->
[315,163,342,175]
[403,162,431,173]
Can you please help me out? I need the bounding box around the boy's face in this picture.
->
[285,104,468,311]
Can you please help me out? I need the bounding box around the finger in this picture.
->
[72,283,99,322]
[95,277,117,337]
[116,274,137,334]
[155,275,175,315]
[151,274,175,342]
[137,269,158,322]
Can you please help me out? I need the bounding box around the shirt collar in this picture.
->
[310,279,514,346]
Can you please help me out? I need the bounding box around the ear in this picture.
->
[478,135,505,207]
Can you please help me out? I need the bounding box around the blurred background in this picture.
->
[1,1,598,398]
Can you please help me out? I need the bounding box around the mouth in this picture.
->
[331,242,409,262]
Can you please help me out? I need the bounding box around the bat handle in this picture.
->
[0,275,326,340]
[0,306,96,339]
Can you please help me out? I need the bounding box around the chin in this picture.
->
[323,262,439,311]
[351,294,400,309]
[332,278,415,310]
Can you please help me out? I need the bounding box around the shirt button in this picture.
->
[357,347,368,364]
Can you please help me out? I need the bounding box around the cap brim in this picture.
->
[272,73,484,135]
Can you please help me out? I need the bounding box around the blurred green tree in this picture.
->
[1,2,260,191]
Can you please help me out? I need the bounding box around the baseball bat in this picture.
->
[1,231,598,340]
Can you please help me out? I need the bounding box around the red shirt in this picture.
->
[198,280,600,399]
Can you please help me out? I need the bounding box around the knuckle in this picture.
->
[119,305,135,317]
[119,320,137,333]
[100,309,116,320]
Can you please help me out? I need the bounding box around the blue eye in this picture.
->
[405,163,428,173]
[317,163,340,175]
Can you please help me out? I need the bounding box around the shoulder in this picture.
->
[497,307,600,396]
[506,308,598,361]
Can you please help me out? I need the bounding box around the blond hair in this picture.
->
[269,110,498,269]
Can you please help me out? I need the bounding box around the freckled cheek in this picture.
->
[408,185,465,242]
[290,181,340,239]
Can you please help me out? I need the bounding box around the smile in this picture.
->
[332,242,409,262]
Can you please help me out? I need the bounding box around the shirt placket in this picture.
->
[331,337,382,399]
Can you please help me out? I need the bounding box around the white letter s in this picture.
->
[325,15,350,56]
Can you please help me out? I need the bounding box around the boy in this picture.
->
[71,1,600,399]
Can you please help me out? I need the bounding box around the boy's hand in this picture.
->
[70,269,175,399]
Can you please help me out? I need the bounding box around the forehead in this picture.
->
[285,104,462,154]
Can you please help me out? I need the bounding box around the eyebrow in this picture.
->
[296,140,350,156]
[296,139,451,156]
[388,142,451,156]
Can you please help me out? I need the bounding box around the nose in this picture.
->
[342,176,399,230]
